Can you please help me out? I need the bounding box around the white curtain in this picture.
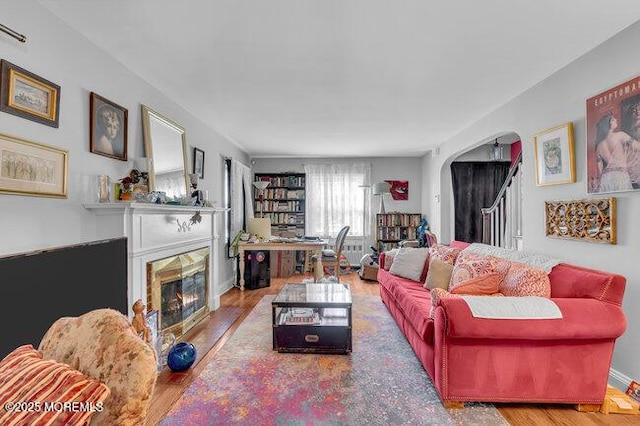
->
[229,159,253,257]
[304,162,371,238]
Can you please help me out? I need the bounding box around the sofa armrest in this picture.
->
[436,298,626,340]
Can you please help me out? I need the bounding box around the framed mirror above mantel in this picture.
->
[141,105,189,201]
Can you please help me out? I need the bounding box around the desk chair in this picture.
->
[314,226,350,282]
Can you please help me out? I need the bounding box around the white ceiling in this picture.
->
[38,0,640,158]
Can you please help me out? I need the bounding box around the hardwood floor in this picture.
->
[146,273,636,425]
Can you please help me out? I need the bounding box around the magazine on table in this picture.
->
[284,308,320,325]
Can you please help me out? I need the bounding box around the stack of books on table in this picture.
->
[284,308,320,325]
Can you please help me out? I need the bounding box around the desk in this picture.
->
[237,239,328,291]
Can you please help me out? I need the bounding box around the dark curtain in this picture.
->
[451,161,511,243]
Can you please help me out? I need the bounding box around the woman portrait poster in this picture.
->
[89,92,128,161]
[587,75,640,194]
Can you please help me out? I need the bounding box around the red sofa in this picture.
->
[378,242,627,407]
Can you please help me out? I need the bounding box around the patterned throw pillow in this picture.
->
[429,244,461,265]
[429,288,463,318]
[389,247,430,282]
[449,251,510,295]
[501,261,551,297]
[383,249,400,271]
[424,258,454,290]
[0,345,111,425]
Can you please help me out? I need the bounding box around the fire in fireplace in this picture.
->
[147,247,210,339]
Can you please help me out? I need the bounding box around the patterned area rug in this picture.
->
[161,295,508,425]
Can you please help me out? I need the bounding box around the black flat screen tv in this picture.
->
[0,237,128,358]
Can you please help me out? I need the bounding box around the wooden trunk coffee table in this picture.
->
[272,283,352,354]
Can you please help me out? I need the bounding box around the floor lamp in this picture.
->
[249,180,272,240]
[372,181,391,214]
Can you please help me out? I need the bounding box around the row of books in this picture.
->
[256,176,305,188]
[254,189,305,200]
[257,200,304,212]
[377,226,418,241]
[265,212,304,225]
[376,213,422,227]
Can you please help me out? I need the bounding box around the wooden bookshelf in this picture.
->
[376,213,422,251]
[254,172,306,274]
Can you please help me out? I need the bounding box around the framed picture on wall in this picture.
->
[533,122,576,186]
[0,132,68,198]
[586,74,640,194]
[90,92,128,161]
[193,147,205,179]
[0,60,61,128]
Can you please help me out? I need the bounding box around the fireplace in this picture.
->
[147,247,210,339]
[83,202,224,324]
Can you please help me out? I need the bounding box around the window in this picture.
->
[304,163,370,238]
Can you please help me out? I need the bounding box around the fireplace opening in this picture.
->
[147,247,210,340]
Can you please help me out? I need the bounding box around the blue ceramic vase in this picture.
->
[167,342,197,372]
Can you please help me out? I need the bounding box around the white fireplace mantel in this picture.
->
[83,202,225,315]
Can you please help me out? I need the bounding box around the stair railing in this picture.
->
[481,152,523,248]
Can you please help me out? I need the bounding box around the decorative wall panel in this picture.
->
[545,198,616,244]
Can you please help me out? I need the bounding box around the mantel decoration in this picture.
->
[586,74,640,194]
[0,60,60,127]
[0,132,67,198]
[533,122,576,186]
[544,197,616,244]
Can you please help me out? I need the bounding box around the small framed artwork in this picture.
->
[0,132,68,198]
[193,147,205,179]
[627,381,640,403]
[0,60,61,128]
[533,122,576,186]
[90,92,128,161]
[385,180,409,200]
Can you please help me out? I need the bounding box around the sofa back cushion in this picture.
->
[449,251,510,294]
[429,244,461,265]
[501,261,551,297]
[382,249,399,271]
[424,258,454,290]
[389,247,430,282]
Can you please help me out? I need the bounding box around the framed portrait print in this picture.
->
[533,122,576,186]
[0,60,60,128]
[0,132,68,198]
[193,147,205,179]
[587,74,640,194]
[90,92,128,161]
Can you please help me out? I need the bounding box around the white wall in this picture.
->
[0,1,248,293]
[423,21,640,385]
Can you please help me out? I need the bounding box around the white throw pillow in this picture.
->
[388,247,430,282]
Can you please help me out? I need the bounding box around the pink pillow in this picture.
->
[449,251,510,294]
[429,244,461,265]
[501,261,551,297]
[450,273,501,295]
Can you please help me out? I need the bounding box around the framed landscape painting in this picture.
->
[0,132,68,198]
[0,60,60,128]
[586,74,640,194]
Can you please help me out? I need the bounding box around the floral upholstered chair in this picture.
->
[38,309,157,426]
